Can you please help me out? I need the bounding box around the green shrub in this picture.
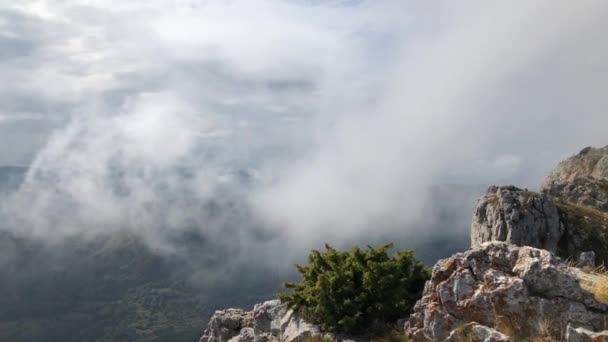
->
[277,243,430,334]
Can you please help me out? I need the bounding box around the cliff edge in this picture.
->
[471,146,608,266]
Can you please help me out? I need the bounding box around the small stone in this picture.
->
[576,251,596,268]
[566,324,608,342]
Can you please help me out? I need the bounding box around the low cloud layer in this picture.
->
[1,1,608,264]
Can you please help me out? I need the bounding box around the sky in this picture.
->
[1,0,608,262]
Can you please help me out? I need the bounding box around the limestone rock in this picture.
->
[471,185,564,251]
[543,145,608,186]
[252,299,284,339]
[471,184,608,266]
[543,176,608,212]
[230,328,255,342]
[542,146,608,212]
[444,323,510,342]
[200,300,353,342]
[566,324,608,342]
[404,242,608,341]
[200,308,253,342]
[577,251,596,268]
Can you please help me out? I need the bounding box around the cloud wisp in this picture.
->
[1,1,608,265]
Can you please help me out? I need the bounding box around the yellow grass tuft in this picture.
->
[592,277,608,304]
[575,267,608,304]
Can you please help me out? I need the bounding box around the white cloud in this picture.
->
[0,0,607,262]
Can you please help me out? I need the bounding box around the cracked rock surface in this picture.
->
[471,185,564,252]
[404,242,608,342]
[199,300,359,342]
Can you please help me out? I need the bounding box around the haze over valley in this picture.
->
[1,1,608,341]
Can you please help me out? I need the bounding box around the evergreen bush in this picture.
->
[277,243,430,333]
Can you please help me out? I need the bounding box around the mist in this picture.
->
[1,0,608,270]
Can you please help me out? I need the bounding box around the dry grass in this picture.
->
[572,266,608,304]
[493,310,565,341]
[494,315,516,338]
[566,255,607,274]
[451,322,476,342]
[304,336,334,342]
[555,202,608,225]
[592,276,608,304]
[599,179,608,193]
[565,256,578,268]
[530,318,565,342]
[486,193,500,206]
[555,201,608,265]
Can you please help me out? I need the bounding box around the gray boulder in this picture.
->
[566,324,608,342]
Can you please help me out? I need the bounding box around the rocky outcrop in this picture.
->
[404,242,608,342]
[543,145,608,186]
[543,176,608,212]
[460,145,608,340]
[471,171,608,265]
[200,300,356,342]
[200,308,253,342]
[470,185,563,252]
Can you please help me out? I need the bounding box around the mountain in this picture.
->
[0,230,281,342]
[0,165,280,341]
